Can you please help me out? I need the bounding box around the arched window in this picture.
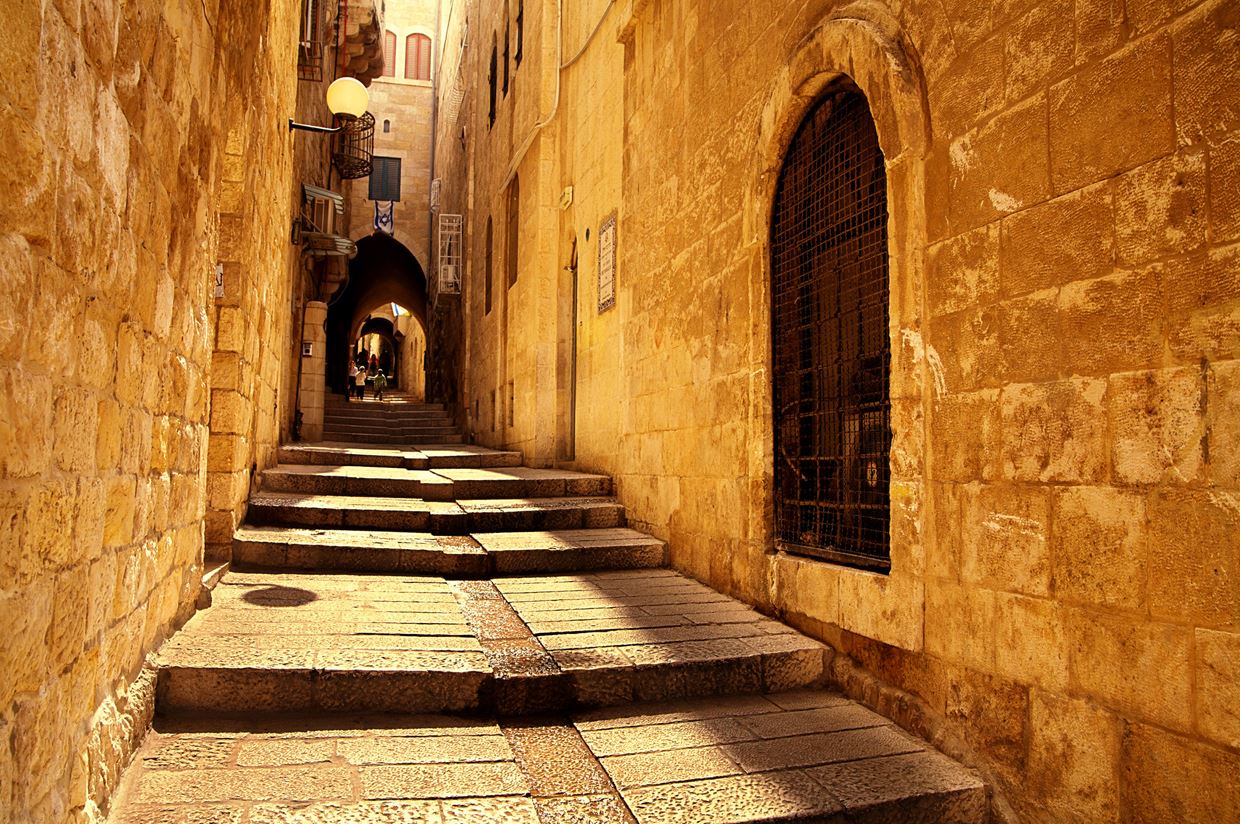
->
[382,119,391,133]
[405,33,432,81]
[382,30,396,77]
[515,0,523,65]
[502,14,510,95]
[506,176,519,287]
[488,35,497,127]
[770,82,891,572]
[484,216,494,314]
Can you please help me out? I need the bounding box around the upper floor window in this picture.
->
[405,33,432,81]
[382,30,397,77]
[502,16,511,95]
[297,0,324,81]
[488,36,497,127]
[515,0,523,65]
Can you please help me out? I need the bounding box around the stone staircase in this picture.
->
[323,394,464,444]
[109,399,988,823]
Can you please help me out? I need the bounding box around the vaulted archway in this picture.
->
[325,233,429,395]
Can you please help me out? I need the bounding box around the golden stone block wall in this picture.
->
[0,0,305,819]
[446,0,1240,820]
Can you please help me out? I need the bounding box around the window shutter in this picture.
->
[368,156,402,202]
[383,31,396,77]
[405,34,432,81]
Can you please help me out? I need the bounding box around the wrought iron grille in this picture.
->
[332,112,375,180]
[297,0,323,81]
[771,86,892,572]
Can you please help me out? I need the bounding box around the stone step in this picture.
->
[232,525,489,574]
[322,416,457,430]
[232,525,661,574]
[155,569,828,716]
[110,694,985,824]
[325,396,444,410]
[259,465,612,500]
[321,422,461,437]
[156,573,491,715]
[322,412,451,423]
[320,430,466,445]
[277,443,523,470]
[246,491,627,533]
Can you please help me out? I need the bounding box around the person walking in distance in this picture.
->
[353,361,367,400]
[347,361,360,401]
[374,370,388,402]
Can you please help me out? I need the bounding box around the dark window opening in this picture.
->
[506,176,519,287]
[382,119,391,133]
[502,17,511,95]
[485,216,494,314]
[515,0,523,65]
[488,36,497,127]
[771,83,892,573]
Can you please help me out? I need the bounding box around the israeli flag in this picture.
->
[374,201,394,234]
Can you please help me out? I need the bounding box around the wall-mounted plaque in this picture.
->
[598,211,616,313]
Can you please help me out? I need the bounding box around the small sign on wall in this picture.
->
[214,263,225,299]
[302,342,314,357]
[598,211,617,313]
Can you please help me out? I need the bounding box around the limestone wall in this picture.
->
[444,0,1240,819]
[0,0,307,819]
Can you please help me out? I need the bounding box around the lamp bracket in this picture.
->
[288,119,343,134]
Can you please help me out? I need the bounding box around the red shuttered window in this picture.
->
[405,34,431,81]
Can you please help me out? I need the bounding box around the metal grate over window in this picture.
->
[297,0,323,81]
[771,84,892,572]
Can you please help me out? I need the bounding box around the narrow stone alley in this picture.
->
[106,398,985,822]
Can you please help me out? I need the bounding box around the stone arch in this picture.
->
[751,5,933,644]
[326,233,428,394]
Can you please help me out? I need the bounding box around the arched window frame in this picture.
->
[769,80,892,573]
[515,0,523,65]
[382,30,397,77]
[502,9,511,95]
[405,33,432,81]
[488,35,497,127]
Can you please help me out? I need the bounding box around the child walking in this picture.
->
[373,370,388,401]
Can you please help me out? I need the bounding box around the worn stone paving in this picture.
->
[156,573,491,714]
[115,434,985,822]
[109,692,984,823]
